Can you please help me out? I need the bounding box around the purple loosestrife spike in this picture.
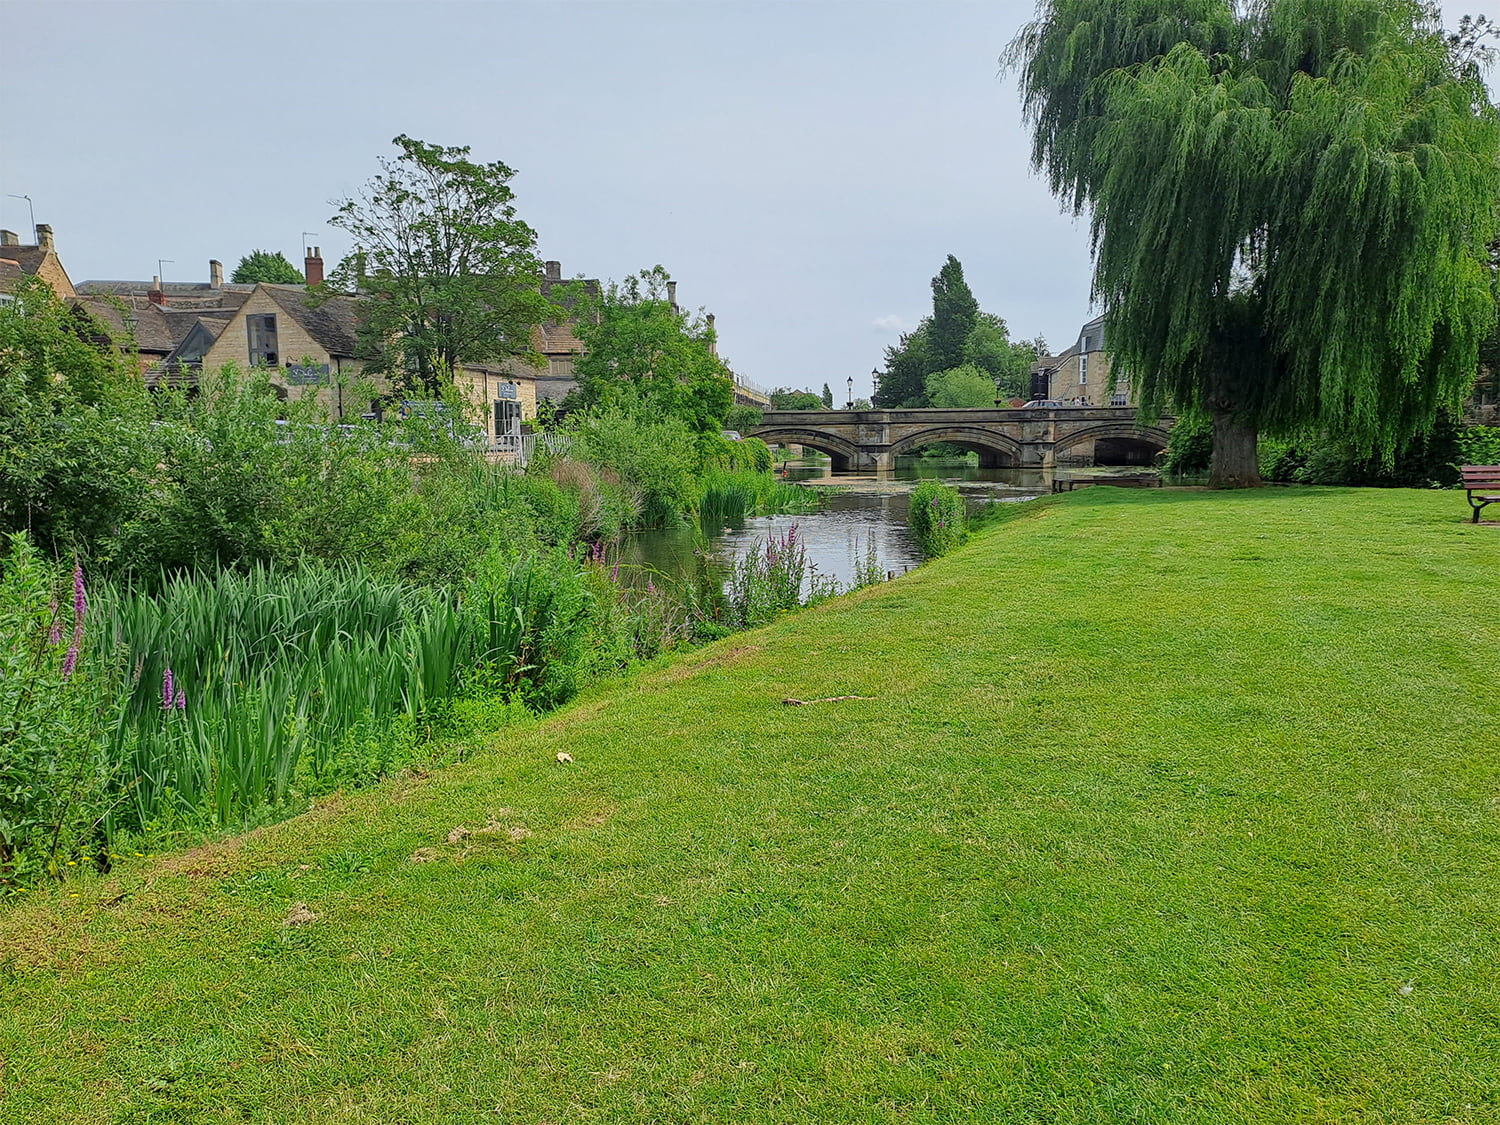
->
[162,667,175,711]
[647,578,655,595]
[175,686,186,712]
[48,599,62,645]
[61,644,78,680]
[73,564,86,624]
[611,561,620,581]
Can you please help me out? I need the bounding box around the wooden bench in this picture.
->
[1052,473,1163,493]
[1460,465,1500,523]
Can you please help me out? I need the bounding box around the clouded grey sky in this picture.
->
[1,1,1488,401]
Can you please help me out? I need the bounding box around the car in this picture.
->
[1020,399,1067,409]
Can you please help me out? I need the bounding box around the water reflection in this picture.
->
[623,457,1052,593]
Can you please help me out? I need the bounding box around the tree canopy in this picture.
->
[231,250,303,285]
[568,266,734,434]
[1009,0,1500,486]
[874,258,1046,406]
[768,388,827,410]
[328,135,552,398]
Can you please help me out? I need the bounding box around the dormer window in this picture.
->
[247,313,279,367]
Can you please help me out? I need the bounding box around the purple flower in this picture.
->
[48,599,62,645]
[61,644,78,679]
[646,578,656,595]
[72,564,87,624]
[611,560,620,581]
[175,686,187,712]
[162,667,175,711]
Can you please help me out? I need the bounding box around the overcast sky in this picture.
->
[1,0,1489,401]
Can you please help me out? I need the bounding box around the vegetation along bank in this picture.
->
[3,487,1497,1122]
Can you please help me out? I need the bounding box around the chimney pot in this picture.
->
[304,246,324,287]
[209,259,224,288]
[148,277,165,306]
[35,224,53,251]
[544,260,562,283]
[0,230,17,247]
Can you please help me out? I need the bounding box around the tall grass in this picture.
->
[698,468,821,530]
[95,565,465,832]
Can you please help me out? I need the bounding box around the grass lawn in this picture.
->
[3,486,1498,1123]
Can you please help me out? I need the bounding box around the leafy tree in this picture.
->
[0,278,152,561]
[927,364,1000,408]
[874,257,1041,407]
[329,135,552,398]
[769,388,826,411]
[928,255,980,374]
[873,320,933,407]
[1010,0,1500,487]
[821,383,834,409]
[569,266,734,434]
[230,250,303,285]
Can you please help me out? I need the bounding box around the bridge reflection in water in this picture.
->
[749,406,1172,472]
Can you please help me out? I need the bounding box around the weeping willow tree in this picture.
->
[1009,0,1499,487]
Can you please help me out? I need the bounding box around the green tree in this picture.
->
[0,278,152,561]
[927,364,1000,408]
[230,250,304,285]
[329,135,552,398]
[1010,0,1500,487]
[821,382,834,409]
[928,255,980,375]
[769,388,826,411]
[873,320,933,407]
[569,266,734,434]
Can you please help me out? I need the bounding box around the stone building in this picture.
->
[1028,314,1131,407]
[0,225,77,300]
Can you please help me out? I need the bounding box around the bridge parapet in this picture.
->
[750,407,1171,470]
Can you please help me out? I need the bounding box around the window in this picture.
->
[1079,353,1087,386]
[1110,392,1128,406]
[247,313,279,367]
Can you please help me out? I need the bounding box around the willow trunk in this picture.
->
[1206,371,1260,489]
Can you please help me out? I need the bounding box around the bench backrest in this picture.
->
[1460,465,1500,488]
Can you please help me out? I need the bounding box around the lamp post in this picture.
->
[846,375,855,410]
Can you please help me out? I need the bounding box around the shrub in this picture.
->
[908,481,965,558]
[0,535,116,886]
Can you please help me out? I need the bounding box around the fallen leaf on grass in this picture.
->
[557,752,574,764]
[283,903,319,927]
[409,848,438,863]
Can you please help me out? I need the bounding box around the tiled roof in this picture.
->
[0,247,49,277]
[76,279,255,296]
[262,285,362,358]
[72,297,175,354]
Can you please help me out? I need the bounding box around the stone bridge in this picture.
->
[749,406,1173,472]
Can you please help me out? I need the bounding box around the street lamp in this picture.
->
[846,375,855,410]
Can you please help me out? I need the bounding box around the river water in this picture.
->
[621,459,1056,592]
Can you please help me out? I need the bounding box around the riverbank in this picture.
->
[4,487,1498,1122]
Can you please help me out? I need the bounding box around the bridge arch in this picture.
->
[886,426,1022,468]
[751,427,864,472]
[1052,423,1171,467]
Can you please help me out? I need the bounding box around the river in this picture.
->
[621,458,1056,592]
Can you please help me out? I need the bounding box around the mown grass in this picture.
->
[3,487,1499,1123]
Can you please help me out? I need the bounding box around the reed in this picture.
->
[698,468,821,530]
[93,565,465,832]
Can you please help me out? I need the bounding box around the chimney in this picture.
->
[148,276,165,306]
[544,260,562,283]
[0,230,17,247]
[706,312,717,355]
[209,259,223,289]
[305,246,324,286]
[35,224,53,252]
[667,281,678,309]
